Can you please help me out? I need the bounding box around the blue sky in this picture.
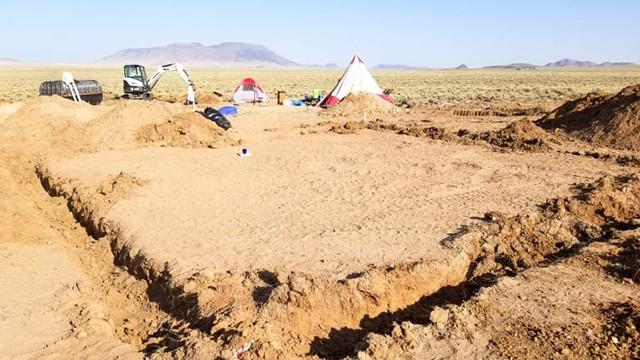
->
[1,0,639,67]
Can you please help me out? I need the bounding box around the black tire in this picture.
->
[203,107,232,130]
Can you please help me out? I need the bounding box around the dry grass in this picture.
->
[1,66,640,105]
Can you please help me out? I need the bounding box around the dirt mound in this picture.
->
[136,112,238,148]
[96,172,146,206]
[360,308,488,360]
[602,301,640,355]
[0,96,110,154]
[537,84,640,150]
[325,119,458,141]
[152,94,184,104]
[329,120,366,134]
[469,175,640,276]
[154,93,224,106]
[325,93,396,117]
[20,94,94,113]
[334,118,555,152]
[606,236,640,283]
[0,97,211,154]
[3,95,102,128]
[467,119,555,151]
[197,93,224,105]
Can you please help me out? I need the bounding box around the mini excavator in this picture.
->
[122,63,196,109]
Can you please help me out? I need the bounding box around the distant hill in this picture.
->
[373,64,427,71]
[600,61,637,67]
[484,63,539,70]
[456,64,468,70]
[308,63,340,69]
[544,58,636,68]
[100,42,298,67]
[544,59,597,68]
[0,58,23,67]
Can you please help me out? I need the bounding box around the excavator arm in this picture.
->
[147,63,196,109]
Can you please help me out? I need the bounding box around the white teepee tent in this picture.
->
[319,55,392,107]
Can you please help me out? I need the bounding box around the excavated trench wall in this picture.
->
[35,160,640,358]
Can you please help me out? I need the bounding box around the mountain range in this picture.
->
[373,64,428,71]
[483,59,636,69]
[543,58,636,68]
[99,44,637,69]
[2,45,638,69]
[100,42,297,67]
[483,63,539,69]
[0,58,23,67]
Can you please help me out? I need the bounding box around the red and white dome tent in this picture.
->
[318,55,393,107]
[232,78,270,103]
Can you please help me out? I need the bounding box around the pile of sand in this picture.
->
[95,172,146,206]
[1,96,241,152]
[325,93,396,117]
[537,84,640,151]
[336,117,555,152]
[0,96,109,153]
[4,95,102,126]
[155,93,223,106]
[328,120,365,134]
[469,175,640,275]
[602,301,640,351]
[136,112,238,148]
[197,92,224,105]
[611,236,640,284]
[152,94,183,104]
[468,119,555,152]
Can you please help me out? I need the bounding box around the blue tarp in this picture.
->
[218,106,239,116]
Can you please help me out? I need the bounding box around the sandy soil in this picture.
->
[0,94,638,359]
[357,175,640,359]
[0,244,139,359]
[43,113,621,278]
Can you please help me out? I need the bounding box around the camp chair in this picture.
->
[308,88,323,105]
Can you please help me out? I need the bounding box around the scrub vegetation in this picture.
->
[1,67,640,104]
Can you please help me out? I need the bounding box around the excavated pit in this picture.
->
[8,95,638,358]
[36,154,640,358]
[36,162,481,358]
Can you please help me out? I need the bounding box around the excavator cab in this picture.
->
[123,64,150,98]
